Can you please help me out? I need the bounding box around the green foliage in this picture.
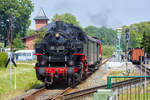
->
[0,0,34,45]
[84,26,117,45]
[12,34,25,50]
[0,43,4,48]
[121,22,150,57]
[34,28,47,46]
[141,31,150,57]
[25,29,35,37]
[101,45,116,58]
[51,13,81,27]
[0,52,8,68]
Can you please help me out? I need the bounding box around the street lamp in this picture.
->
[116,28,122,62]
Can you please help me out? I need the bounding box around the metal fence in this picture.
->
[107,76,150,100]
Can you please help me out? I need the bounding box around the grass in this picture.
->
[109,70,139,82]
[0,43,4,48]
[107,69,150,100]
[0,63,42,100]
[16,60,36,64]
[118,83,150,100]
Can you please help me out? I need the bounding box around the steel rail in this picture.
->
[136,65,150,75]
[57,77,150,100]
[20,87,46,100]
[55,64,150,100]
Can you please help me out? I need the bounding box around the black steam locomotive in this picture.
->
[34,21,102,87]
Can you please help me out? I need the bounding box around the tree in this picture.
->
[84,26,117,45]
[34,28,47,46]
[0,0,34,47]
[25,29,35,37]
[121,22,150,57]
[12,34,25,50]
[141,30,150,58]
[51,13,80,27]
[84,26,98,37]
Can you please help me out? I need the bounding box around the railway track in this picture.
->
[56,77,150,100]
[18,57,112,100]
[136,64,150,75]
[53,64,150,100]
[21,87,46,100]
[49,57,112,100]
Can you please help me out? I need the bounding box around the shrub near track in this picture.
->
[0,52,8,68]
[101,45,116,58]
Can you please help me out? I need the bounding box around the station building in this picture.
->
[23,8,49,50]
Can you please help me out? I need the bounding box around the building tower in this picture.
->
[34,8,49,30]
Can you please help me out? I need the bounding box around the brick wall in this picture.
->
[25,35,37,50]
[35,20,48,30]
[25,19,48,50]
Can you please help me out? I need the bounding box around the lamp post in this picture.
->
[117,28,122,62]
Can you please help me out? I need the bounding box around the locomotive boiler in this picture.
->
[34,21,102,87]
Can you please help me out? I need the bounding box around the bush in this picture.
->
[0,52,8,68]
[102,45,116,58]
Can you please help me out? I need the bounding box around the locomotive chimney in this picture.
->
[56,21,64,30]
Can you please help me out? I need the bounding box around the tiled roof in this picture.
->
[34,8,49,20]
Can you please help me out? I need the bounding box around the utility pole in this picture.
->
[125,28,130,74]
[9,11,17,90]
[144,53,147,92]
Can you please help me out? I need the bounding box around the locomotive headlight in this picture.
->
[56,33,60,38]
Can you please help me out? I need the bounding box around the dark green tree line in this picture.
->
[84,26,117,45]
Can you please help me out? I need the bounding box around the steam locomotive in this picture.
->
[34,21,102,87]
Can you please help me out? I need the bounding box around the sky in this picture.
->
[30,0,150,30]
